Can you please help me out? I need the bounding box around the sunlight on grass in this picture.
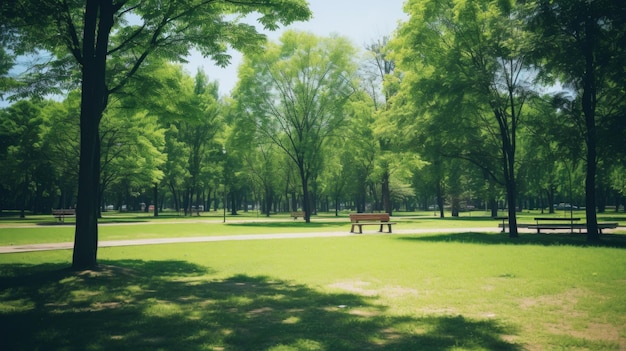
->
[144,299,184,318]
[0,297,34,312]
[268,339,323,351]
[1,213,625,350]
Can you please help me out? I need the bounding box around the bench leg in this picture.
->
[351,224,363,234]
[387,224,392,233]
[378,224,383,232]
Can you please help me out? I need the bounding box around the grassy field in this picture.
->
[1,211,625,350]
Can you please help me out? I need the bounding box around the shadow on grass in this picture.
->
[0,260,522,351]
[398,232,626,249]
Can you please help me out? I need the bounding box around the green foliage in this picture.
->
[0,100,58,212]
[235,30,359,219]
[2,0,626,245]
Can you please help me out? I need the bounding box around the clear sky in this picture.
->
[0,1,407,106]
[184,0,408,96]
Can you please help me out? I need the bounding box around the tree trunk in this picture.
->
[451,195,460,217]
[382,170,391,215]
[153,183,159,217]
[436,179,445,218]
[503,153,518,238]
[505,179,518,238]
[298,164,311,223]
[490,197,498,218]
[264,186,272,217]
[583,14,599,242]
[72,0,113,270]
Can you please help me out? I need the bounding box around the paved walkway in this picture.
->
[0,227,505,254]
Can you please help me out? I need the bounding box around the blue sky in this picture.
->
[1,1,407,105]
[184,0,408,96]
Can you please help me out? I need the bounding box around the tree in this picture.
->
[525,0,626,241]
[132,63,225,216]
[230,99,283,216]
[2,0,311,268]
[391,0,533,237]
[0,100,48,216]
[100,107,166,215]
[235,31,358,222]
[42,93,81,210]
[173,70,221,216]
[363,36,399,215]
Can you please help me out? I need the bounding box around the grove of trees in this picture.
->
[1,0,625,267]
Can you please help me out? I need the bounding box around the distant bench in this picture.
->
[529,217,618,234]
[493,216,508,233]
[52,209,75,222]
[529,217,581,233]
[350,213,396,234]
[291,211,305,220]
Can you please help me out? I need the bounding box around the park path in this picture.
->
[0,227,504,254]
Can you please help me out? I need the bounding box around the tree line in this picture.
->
[1,0,625,268]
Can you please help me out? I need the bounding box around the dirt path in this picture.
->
[0,227,504,253]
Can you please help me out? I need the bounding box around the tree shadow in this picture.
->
[0,260,522,351]
[397,232,626,249]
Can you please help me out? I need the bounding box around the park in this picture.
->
[2,0,626,349]
[1,210,625,350]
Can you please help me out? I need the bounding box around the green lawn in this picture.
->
[1,212,625,350]
[1,209,622,246]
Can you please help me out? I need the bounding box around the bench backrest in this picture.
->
[534,217,580,221]
[52,209,75,215]
[350,213,390,222]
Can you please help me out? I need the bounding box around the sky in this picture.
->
[183,0,408,96]
[0,1,408,106]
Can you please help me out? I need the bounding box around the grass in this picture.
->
[1,212,625,350]
[1,209,622,246]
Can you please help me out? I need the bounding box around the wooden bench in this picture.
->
[493,216,508,232]
[530,217,581,233]
[52,209,76,222]
[350,213,396,234]
[595,222,619,234]
[291,211,305,220]
[528,221,618,234]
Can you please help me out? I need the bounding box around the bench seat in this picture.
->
[349,213,396,234]
[52,209,76,223]
[291,211,305,220]
[528,222,618,234]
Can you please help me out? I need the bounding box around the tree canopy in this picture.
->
[1,0,625,257]
[1,0,311,269]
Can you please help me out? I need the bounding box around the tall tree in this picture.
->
[234,31,358,222]
[100,107,166,215]
[2,0,310,268]
[364,36,399,215]
[391,0,533,237]
[525,0,626,241]
[0,100,47,216]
